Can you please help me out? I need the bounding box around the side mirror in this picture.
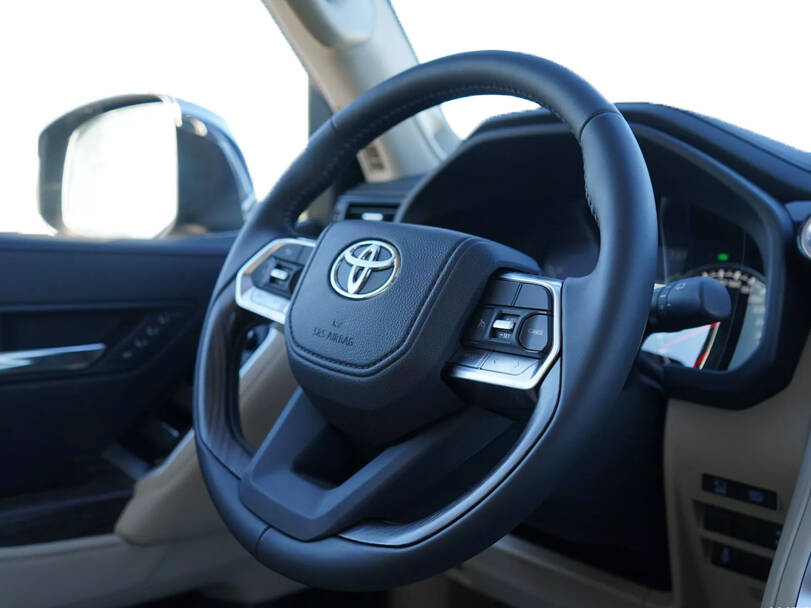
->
[38,94,255,238]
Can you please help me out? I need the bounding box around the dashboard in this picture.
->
[329,103,811,605]
[357,104,810,410]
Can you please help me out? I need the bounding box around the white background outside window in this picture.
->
[395,0,811,146]
[2,1,808,236]
[0,0,307,235]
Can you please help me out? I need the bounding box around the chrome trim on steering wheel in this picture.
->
[234,237,315,324]
[446,273,562,391]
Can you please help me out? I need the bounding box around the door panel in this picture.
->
[0,233,231,511]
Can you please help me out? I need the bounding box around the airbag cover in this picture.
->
[285,220,538,440]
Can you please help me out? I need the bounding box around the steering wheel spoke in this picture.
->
[235,237,316,324]
[446,272,561,391]
[238,388,517,541]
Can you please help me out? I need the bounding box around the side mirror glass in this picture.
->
[61,102,178,238]
[38,95,254,239]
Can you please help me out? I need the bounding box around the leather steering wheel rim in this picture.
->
[194,51,657,590]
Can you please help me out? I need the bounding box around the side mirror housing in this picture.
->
[38,94,254,238]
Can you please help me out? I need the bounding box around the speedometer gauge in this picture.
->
[641,265,766,370]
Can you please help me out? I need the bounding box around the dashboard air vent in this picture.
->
[343,202,398,222]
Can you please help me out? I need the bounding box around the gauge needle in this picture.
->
[693,322,721,368]
[659,324,714,350]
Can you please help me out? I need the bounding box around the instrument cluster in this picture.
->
[642,196,766,371]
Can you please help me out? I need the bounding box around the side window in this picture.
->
[0,1,307,238]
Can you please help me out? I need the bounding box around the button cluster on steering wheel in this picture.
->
[464,278,553,356]
[447,272,561,391]
[234,238,316,325]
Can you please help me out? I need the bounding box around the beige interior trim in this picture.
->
[0,533,299,608]
[449,339,811,608]
[261,0,458,181]
[115,328,295,544]
[762,397,811,606]
[663,338,811,608]
[448,534,666,608]
[238,327,299,448]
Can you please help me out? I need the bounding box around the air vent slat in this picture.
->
[343,202,398,222]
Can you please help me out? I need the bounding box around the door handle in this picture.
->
[0,343,106,375]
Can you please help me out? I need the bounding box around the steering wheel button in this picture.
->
[519,314,551,351]
[482,279,519,306]
[481,352,535,375]
[274,243,304,262]
[514,283,552,311]
[450,347,488,369]
[492,318,516,331]
[465,307,496,342]
[269,267,290,281]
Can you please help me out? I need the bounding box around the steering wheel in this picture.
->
[194,51,657,591]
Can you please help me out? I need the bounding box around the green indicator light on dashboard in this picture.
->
[717,252,729,262]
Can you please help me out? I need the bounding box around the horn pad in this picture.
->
[285,220,539,443]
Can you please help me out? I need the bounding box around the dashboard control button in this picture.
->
[481,353,535,375]
[704,505,782,549]
[703,474,731,497]
[710,543,771,581]
[519,314,551,351]
[483,279,519,306]
[702,474,777,510]
[450,348,488,369]
[514,283,551,311]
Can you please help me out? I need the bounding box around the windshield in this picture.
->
[393,1,810,151]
